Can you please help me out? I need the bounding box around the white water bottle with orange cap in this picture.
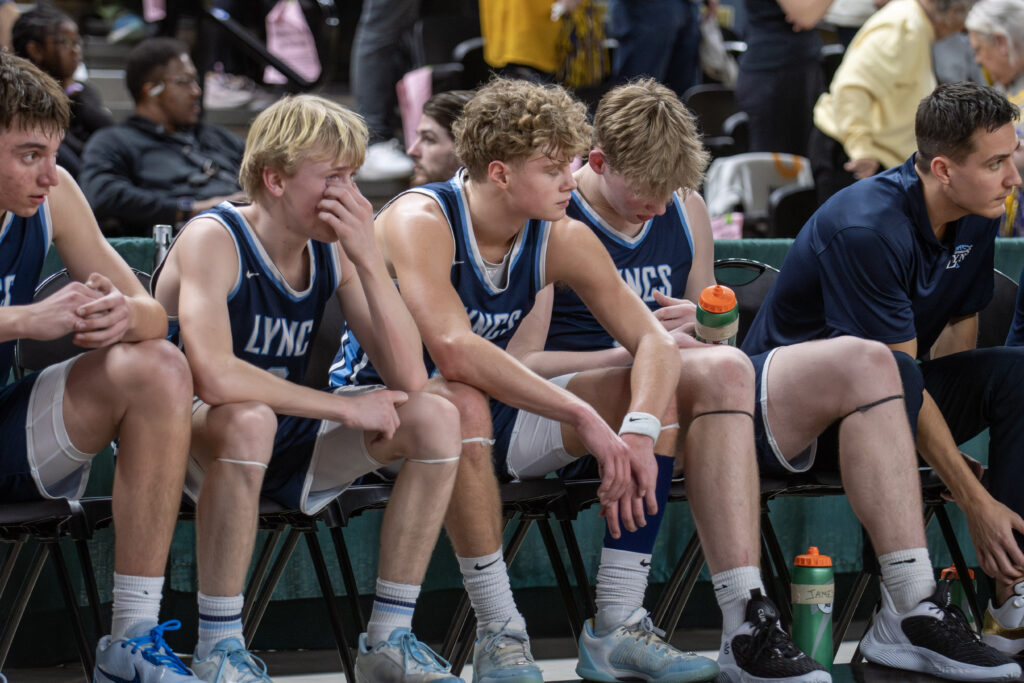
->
[695,284,739,346]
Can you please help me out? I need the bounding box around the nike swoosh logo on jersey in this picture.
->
[246,271,259,279]
[474,558,501,571]
[640,559,651,567]
[96,666,141,683]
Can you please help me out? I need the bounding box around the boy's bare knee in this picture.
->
[398,392,462,462]
[112,339,193,400]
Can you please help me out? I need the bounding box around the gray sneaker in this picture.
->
[577,608,719,682]
[472,619,543,682]
[191,637,271,682]
[355,628,463,682]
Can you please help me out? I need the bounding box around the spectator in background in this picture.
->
[967,0,1024,235]
[13,4,114,179]
[350,0,418,181]
[480,0,584,82]
[810,0,976,204]
[0,0,17,52]
[735,0,831,157]
[408,89,473,185]
[80,37,245,237]
[607,0,715,97]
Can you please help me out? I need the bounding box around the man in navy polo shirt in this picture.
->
[744,82,1024,656]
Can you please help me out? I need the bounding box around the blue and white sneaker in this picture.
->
[472,619,543,682]
[94,620,195,682]
[355,628,464,682]
[191,637,271,682]
[577,608,719,682]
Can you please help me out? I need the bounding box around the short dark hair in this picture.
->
[125,37,189,102]
[916,82,1018,170]
[422,90,474,139]
[12,3,72,62]
[0,51,69,134]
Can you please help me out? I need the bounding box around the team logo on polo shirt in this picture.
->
[947,244,972,270]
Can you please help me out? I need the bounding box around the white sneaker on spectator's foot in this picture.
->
[94,620,196,682]
[716,590,830,683]
[355,628,463,682]
[576,608,719,682]
[861,581,1020,681]
[191,637,271,682]
[357,139,414,181]
[982,580,1024,655]
[472,618,543,682]
[203,71,255,110]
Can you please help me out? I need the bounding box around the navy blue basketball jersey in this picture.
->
[0,204,53,381]
[158,203,341,385]
[332,172,550,386]
[546,190,694,351]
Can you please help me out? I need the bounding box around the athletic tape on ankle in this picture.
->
[619,412,662,442]
[216,458,268,469]
[692,409,754,420]
[462,437,496,445]
[407,455,461,464]
[839,393,903,421]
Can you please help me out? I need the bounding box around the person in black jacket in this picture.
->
[80,37,246,237]
[13,4,114,179]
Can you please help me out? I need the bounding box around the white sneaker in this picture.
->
[203,72,255,110]
[473,619,543,682]
[982,581,1024,655]
[191,637,271,682]
[577,608,719,682]
[357,140,414,181]
[716,590,830,683]
[355,628,463,682]
[94,620,196,682]
[861,581,1020,681]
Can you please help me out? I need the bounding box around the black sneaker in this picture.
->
[860,580,1021,681]
[716,589,830,682]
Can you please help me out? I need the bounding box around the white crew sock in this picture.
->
[195,592,244,659]
[878,547,936,613]
[111,573,163,640]
[712,566,765,634]
[594,547,652,635]
[458,550,524,637]
[366,578,421,646]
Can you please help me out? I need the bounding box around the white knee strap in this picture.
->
[216,458,269,469]
[406,455,462,464]
[462,437,496,446]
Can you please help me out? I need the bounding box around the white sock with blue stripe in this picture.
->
[367,578,421,646]
[195,592,244,659]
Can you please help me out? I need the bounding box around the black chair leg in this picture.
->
[536,518,583,640]
[559,518,597,618]
[243,528,301,643]
[661,542,706,642]
[0,538,24,607]
[329,527,366,632]
[242,528,285,626]
[304,532,355,681]
[52,541,95,673]
[0,543,49,669]
[652,530,702,628]
[933,503,984,628]
[75,538,105,639]
[833,570,871,654]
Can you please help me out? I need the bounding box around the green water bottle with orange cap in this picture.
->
[695,284,739,346]
[792,546,834,671]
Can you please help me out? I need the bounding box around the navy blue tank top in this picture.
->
[546,190,694,351]
[158,202,340,385]
[332,172,550,385]
[0,204,53,381]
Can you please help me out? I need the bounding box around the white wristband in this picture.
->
[618,411,662,442]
